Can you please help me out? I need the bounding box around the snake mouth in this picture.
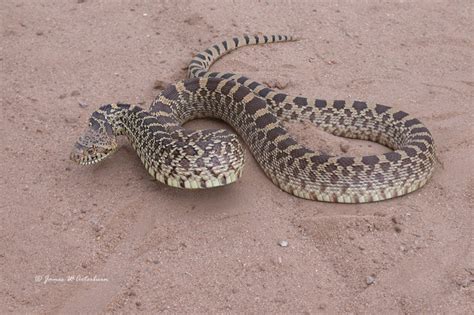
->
[70,143,117,165]
[71,152,112,165]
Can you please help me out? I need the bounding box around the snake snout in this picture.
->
[70,142,95,165]
[70,126,119,165]
[70,140,117,165]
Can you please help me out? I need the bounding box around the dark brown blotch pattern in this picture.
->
[310,155,330,166]
[384,151,401,162]
[277,137,297,150]
[290,147,311,158]
[337,157,355,167]
[244,97,266,115]
[352,101,368,112]
[333,100,345,110]
[255,113,277,128]
[315,99,327,109]
[266,127,286,141]
[393,111,409,121]
[233,86,250,102]
[375,104,390,114]
[273,93,286,103]
[294,97,308,107]
[362,155,380,166]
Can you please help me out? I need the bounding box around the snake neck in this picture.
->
[92,103,179,141]
[87,102,244,189]
[87,103,167,163]
[91,103,143,134]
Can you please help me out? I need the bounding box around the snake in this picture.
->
[70,34,436,203]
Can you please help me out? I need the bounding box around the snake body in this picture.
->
[71,34,436,203]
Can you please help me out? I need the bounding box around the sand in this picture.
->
[1,0,473,313]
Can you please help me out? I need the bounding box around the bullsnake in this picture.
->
[70,34,436,203]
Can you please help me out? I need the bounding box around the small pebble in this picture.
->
[91,221,103,233]
[64,117,77,124]
[263,79,289,90]
[391,215,401,224]
[153,79,168,90]
[278,240,289,247]
[459,279,471,288]
[180,61,189,70]
[340,143,350,153]
[366,275,376,285]
[183,14,203,26]
[78,101,88,108]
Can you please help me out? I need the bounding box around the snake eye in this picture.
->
[87,148,95,154]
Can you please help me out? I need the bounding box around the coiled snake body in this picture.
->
[71,35,436,203]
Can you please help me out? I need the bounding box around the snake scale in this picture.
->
[71,34,436,203]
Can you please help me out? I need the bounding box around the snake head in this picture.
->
[70,124,118,165]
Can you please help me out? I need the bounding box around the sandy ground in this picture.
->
[1,0,473,313]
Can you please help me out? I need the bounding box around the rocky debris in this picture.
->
[153,79,168,90]
[263,78,290,90]
[340,143,350,153]
[183,14,203,26]
[366,275,376,285]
